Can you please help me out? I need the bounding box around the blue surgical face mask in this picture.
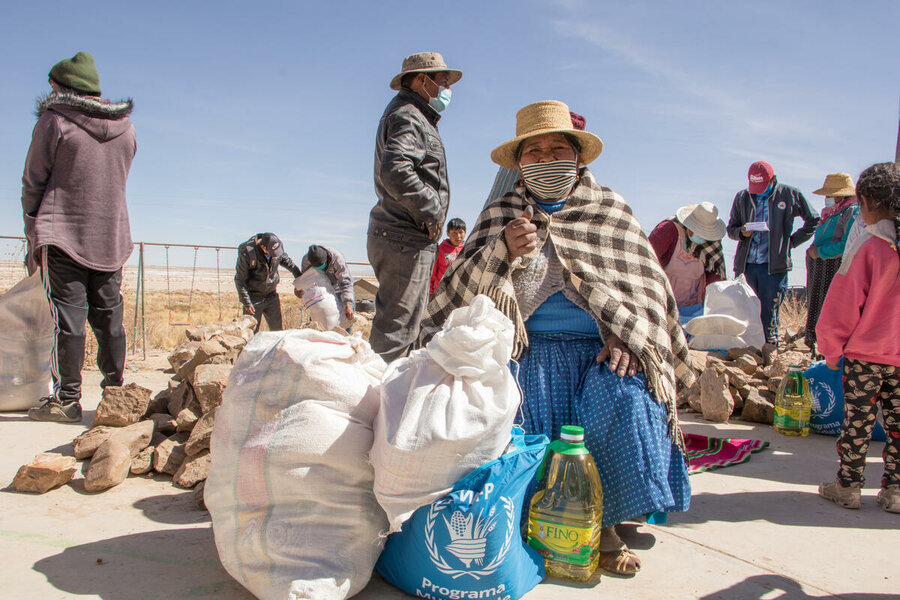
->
[689,234,706,244]
[429,86,451,112]
[824,197,836,208]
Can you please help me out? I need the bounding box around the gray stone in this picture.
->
[92,383,153,427]
[110,420,154,457]
[734,354,760,375]
[723,365,749,389]
[688,349,709,372]
[742,388,775,424]
[73,426,117,460]
[174,450,211,488]
[729,386,745,414]
[185,407,217,456]
[191,364,231,413]
[725,347,762,364]
[761,343,778,367]
[176,405,202,432]
[130,446,155,475]
[168,341,201,372]
[177,340,228,384]
[166,381,191,417]
[12,453,78,494]
[144,381,177,417]
[765,351,809,379]
[153,433,190,475]
[700,366,733,422]
[193,481,207,510]
[149,412,178,435]
[84,440,132,492]
[767,377,783,394]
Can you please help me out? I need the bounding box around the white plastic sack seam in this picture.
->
[372,295,521,532]
[293,269,341,330]
[205,329,388,600]
[0,273,52,411]
[701,275,765,349]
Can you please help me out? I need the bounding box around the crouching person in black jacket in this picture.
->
[234,233,301,332]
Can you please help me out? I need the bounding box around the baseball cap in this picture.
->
[257,233,284,257]
[748,161,775,194]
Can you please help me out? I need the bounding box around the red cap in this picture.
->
[748,161,774,194]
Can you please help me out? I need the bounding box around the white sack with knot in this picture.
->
[372,294,520,532]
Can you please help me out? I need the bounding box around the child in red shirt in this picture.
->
[429,218,466,296]
[816,162,900,513]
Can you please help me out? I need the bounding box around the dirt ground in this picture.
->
[1,348,898,600]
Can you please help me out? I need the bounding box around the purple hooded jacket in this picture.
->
[21,93,137,272]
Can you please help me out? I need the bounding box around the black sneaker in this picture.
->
[28,397,83,423]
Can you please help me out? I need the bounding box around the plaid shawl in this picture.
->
[420,168,694,446]
[667,217,727,279]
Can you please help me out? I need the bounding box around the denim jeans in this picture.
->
[743,262,788,344]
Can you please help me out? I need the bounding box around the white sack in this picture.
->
[0,274,53,411]
[702,275,766,349]
[372,294,520,532]
[205,330,388,600]
[689,333,748,351]
[293,269,341,330]
[684,314,748,337]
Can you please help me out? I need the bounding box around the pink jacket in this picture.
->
[816,219,900,368]
[22,93,136,272]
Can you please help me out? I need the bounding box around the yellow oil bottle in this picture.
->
[774,364,812,437]
[527,425,603,581]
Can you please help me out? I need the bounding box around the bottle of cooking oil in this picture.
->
[527,425,603,581]
[774,365,812,437]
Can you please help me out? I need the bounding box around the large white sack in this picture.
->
[703,275,766,349]
[372,294,520,532]
[293,269,341,330]
[0,273,53,411]
[205,329,388,600]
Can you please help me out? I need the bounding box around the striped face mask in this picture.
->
[519,159,578,200]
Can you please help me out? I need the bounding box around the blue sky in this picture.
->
[1,0,898,284]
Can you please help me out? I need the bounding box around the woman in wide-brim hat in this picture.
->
[805,172,860,353]
[649,202,727,319]
[421,100,693,577]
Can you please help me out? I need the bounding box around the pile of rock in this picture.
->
[681,328,814,424]
[12,317,256,497]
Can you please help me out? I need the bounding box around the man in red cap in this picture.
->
[726,161,819,344]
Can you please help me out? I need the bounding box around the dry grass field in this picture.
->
[0,261,375,365]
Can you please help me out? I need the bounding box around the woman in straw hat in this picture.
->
[649,202,727,320]
[421,100,692,577]
[805,172,859,354]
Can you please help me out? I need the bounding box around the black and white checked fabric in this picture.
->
[421,168,694,446]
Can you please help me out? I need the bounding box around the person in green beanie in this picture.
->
[21,52,137,423]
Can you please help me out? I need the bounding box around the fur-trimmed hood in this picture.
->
[35,92,133,142]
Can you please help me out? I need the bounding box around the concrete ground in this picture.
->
[1,353,897,600]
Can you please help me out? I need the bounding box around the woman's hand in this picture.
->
[826,362,841,371]
[504,205,537,262]
[807,245,820,259]
[344,301,354,321]
[596,333,643,377]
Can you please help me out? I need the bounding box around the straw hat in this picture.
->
[490,100,603,169]
[812,172,856,197]
[675,202,726,241]
[389,52,462,91]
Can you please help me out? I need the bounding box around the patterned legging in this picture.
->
[837,358,900,489]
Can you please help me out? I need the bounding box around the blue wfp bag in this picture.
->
[804,360,886,442]
[376,429,549,600]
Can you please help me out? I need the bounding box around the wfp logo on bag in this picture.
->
[424,485,515,579]
[376,432,548,600]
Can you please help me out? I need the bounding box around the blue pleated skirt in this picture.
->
[515,334,691,527]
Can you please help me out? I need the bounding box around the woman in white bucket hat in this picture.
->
[649,202,727,317]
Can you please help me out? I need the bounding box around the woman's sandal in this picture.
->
[597,547,642,577]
